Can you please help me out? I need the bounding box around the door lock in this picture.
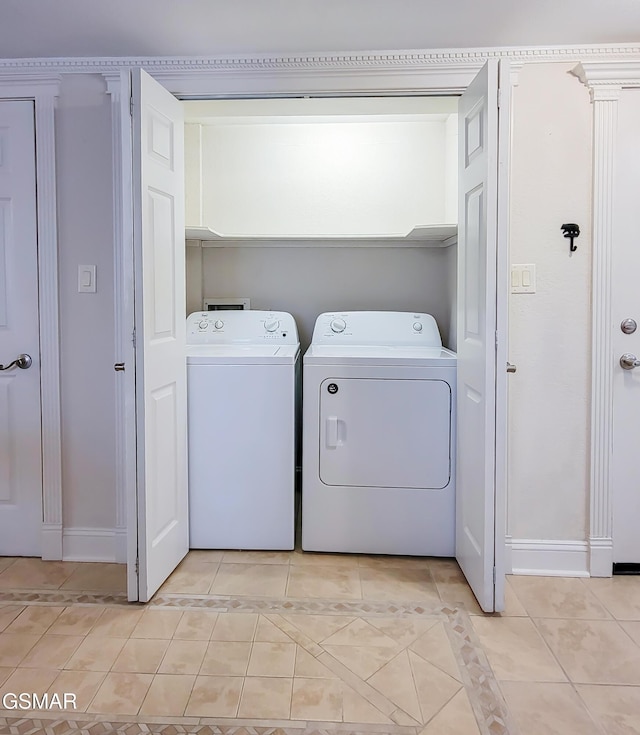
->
[620,353,640,370]
[621,319,638,335]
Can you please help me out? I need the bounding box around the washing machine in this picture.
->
[302,311,456,556]
[186,310,299,550]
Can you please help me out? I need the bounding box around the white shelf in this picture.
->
[185,224,457,248]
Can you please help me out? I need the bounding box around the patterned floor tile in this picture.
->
[0,553,527,735]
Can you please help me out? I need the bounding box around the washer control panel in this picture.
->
[187,310,299,345]
[311,311,442,347]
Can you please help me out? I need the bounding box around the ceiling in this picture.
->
[1,0,639,60]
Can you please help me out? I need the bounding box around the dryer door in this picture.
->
[319,378,451,489]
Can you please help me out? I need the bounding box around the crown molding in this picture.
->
[1,45,636,98]
[572,60,640,89]
[0,43,638,76]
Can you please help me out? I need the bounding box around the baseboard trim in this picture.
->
[588,537,614,577]
[114,528,127,564]
[41,523,63,560]
[62,528,117,562]
[506,538,590,577]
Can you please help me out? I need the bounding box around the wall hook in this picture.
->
[561,223,580,252]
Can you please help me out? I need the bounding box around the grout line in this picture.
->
[406,646,432,725]
[317,651,398,717]
[528,615,592,686]
[266,614,325,657]
[418,686,466,730]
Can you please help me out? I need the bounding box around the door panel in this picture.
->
[612,89,640,564]
[0,101,42,556]
[456,59,507,613]
[132,69,188,602]
[319,378,452,489]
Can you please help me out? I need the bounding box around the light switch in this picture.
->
[78,265,97,293]
[511,264,536,294]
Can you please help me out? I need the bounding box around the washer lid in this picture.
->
[304,344,456,367]
[187,344,299,365]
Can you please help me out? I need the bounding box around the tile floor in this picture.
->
[0,551,639,735]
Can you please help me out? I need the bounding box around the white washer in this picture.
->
[186,310,300,550]
[302,311,456,556]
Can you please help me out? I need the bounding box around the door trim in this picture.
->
[104,72,135,566]
[573,61,640,576]
[104,57,511,601]
[0,76,63,558]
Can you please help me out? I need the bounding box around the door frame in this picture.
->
[103,55,514,600]
[0,75,63,559]
[573,61,640,576]
[104,71,136,571]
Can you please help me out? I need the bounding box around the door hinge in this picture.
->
[135,556,139,575]
[497,89,502,109]
[132,328,136,348]
[129,93,134,117]
[493,566,497,584]
[495,331,499,351]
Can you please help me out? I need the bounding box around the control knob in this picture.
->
[198,320,208,330]
[214,320,224,330]
[264,318,280,332]
[330,318,346,333]
[413,322,423,332]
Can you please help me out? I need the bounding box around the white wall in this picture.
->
[444,114,458,224]
[190,116,455,236]
[507,63,592,549]
[184,124,202,227]
[55,74,117,555]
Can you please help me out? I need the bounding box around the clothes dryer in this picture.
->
[302,311,456,556]
[187,310,299,549]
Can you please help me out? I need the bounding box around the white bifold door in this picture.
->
[456,59,509,613]
[129,69,189,602]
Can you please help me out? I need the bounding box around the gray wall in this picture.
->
[191,245,456,352]
[56,74,117,539]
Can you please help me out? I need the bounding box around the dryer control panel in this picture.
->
[311,311,442,347]
[187,310,299,345]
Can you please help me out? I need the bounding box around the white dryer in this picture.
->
[186,310,299,550]
[302,311,456,556]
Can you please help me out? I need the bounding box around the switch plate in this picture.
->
[511,263,536,294]
[78,265,97,293]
